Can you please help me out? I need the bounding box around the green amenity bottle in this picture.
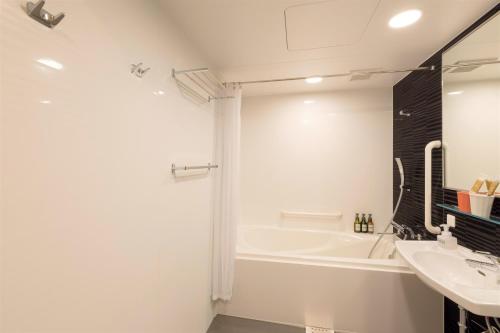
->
[354,213,361,233]
[361,213,368,233]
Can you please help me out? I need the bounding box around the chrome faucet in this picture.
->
[391,221,405,235]
[402,225,416,240]
[384,222,419,240]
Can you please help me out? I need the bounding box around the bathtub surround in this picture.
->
[393,4,499,333]
[218,254,442,333]
[217,225,443,332]
[212,86,242,301]
[0,0,216,332]
[240,89,393,233]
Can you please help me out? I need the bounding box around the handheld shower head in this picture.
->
[395,158,404,188]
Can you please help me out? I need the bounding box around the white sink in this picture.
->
[396,241,500,317]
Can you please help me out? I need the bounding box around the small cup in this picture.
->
[469,192,495,219]
[457,191,471,213]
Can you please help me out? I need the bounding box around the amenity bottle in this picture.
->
[354,213,361,233]
[368,214,374,234]
[361,213,368,233]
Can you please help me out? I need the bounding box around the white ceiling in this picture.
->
[160,0,498,96]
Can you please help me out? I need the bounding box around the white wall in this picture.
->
[443,79,500,190]
[0,1,215,332]
[240,89,393,232]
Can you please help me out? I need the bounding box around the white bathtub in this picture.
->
[218,225,443,333]
[237,225,405,271]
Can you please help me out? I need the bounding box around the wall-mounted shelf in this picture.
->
[172,68,233,104]
[437,203,500,226]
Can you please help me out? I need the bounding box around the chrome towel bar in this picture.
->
[171,163,218,175]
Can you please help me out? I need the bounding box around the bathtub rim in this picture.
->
[236,251,411,274]
[237,224,411,274]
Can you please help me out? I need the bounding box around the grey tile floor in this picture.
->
[207,315,303,333]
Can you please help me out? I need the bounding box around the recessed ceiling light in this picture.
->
[448,91,463,95]
[304,100,315,104]
[36,58,64,70]
[389,9,422,29]
[305,76,323,84]
[153,90,165,96]
[39,100,52,104]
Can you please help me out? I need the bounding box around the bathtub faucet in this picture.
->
[391,221,405,235]
[402,225,416,239]
[386,222,419,240]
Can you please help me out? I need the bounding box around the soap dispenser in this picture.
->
[437,216,457,250]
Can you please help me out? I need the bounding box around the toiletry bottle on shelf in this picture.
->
[354,213,361,233]
[361,213,368,233]
[368,214,374,234]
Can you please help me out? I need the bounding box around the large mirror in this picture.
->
[442,12,500,191]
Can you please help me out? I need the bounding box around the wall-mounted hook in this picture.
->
[131,63,150,78]
[399,110,411,117]
[137,67,150,77]
[130,63,143,74]
[25,0,65,28]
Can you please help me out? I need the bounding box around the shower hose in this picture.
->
[367,183,404,259]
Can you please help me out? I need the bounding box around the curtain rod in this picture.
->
[224,65,436,85]
[223,59,500,85]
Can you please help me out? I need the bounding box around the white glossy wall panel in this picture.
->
[240,90,393,232]
[0,1,215,332]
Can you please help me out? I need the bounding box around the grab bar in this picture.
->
[281,211,342,220]
[424,140,442,234]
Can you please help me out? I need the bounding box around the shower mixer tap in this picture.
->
[402,225,416,240]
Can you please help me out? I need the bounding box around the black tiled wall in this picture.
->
[393,51,443,241]
[393,4,499,333]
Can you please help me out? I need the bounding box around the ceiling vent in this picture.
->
[284,0,380,51]
[349,68,381,81]
[447,57,498,73]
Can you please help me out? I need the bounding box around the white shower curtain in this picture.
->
[212,85,242,301]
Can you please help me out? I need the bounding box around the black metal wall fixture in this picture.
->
[392,4,499,333]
